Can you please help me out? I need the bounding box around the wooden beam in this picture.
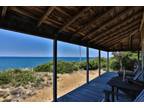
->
[88,12,141,44]
[129,34,133,50]
[37,7,55,27]
[138,51,140,60]
[82,7,138,41]
[70,7,115,40]
[107,52,109,72]
[106,29,138,49]
[98,50,101,76]
[9,7,37,20]
[58,7,91,33]
[1,6,8,18]
[86,47,89,83]
[55,7,70,16]
[53,37,57,102]
[140,12,144,31]
[94,20,140,46]
[105,29,138,50]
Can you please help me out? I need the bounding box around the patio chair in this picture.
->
[118,61,141,78]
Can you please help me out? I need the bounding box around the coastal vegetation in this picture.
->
[0,51,139,101]
[0,52,138,86]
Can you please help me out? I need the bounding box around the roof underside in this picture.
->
[0,6,143,51]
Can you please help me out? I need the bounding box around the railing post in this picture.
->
[53,37,57,102]
[107,52,109,72]
[86,47,89,83]
[98,50,101,76]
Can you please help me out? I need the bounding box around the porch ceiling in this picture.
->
[0,6,143,51]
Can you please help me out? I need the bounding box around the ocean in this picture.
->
[0,57,94,71]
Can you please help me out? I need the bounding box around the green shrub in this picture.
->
[34,61,79,74]
[0,69,43,86]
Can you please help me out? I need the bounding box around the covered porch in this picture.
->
[57,72,131,102]
[0,6,143,102]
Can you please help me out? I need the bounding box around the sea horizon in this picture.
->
[0,57,96,71]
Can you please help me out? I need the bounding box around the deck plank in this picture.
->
[57,72,121,102]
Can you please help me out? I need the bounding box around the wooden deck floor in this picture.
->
[57,72,132,102]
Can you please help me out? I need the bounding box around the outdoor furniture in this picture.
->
[118,61,141,79]
[134,89,144,102]
[108,76,143,101]
[104,89,144,102]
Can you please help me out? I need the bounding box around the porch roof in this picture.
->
[0,6,143,51]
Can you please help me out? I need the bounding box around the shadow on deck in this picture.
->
[57,72,131,102]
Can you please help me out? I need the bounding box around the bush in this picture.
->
[110,52,138,71]
[34,58,107,73]
[0,69,43,86]
[34,61,79,74]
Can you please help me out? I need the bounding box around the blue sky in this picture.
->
[0,29,112,57]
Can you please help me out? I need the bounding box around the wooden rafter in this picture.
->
[58,7,91,33]
[82,7,136,41]
[93,21,140,46]
[88,12,142,44]
[93,20,140,46]
[104,28,138,49]
[101,26,138,48]
[70,7,115,39]
[55,7,70,16]
[112,31,138,50]
[1,6,8,17]
[37,7,55,27]
[139,11,144,31]
[9,7,37,20]
[129,34,133,49]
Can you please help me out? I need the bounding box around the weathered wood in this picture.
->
[105,29,138,49]
[107,52,109,72]
[86,47,89,83]
[58,72,131,102]
[1,6,8,18]
[58,7,91,32]
[88,12,142,44]
[37,7,55,27]
[9,7,37,20]
[70,7,115,39]
[55,7,70,16]
[53,37,57,102]
[96,21,139,47]
[140,12,144,31]
[0,6,142,51]
[98,50,101,76]
[82,7,135,41]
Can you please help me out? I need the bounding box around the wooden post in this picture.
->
[140,12,144,70]
[98,50,101,76]
[107,52,109,72]
[138,51,140,61]
[53,38,57,102]
[86,47,89,83]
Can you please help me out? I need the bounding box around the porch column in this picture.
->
[140,12,144,70]
[141,26,144,70]
[86,47,89,83]
[138,51,140,61]
[107,52,109,72]
[98,50,101,76]
[53,38,57,102]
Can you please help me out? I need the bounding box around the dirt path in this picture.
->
[24,70,99,102]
